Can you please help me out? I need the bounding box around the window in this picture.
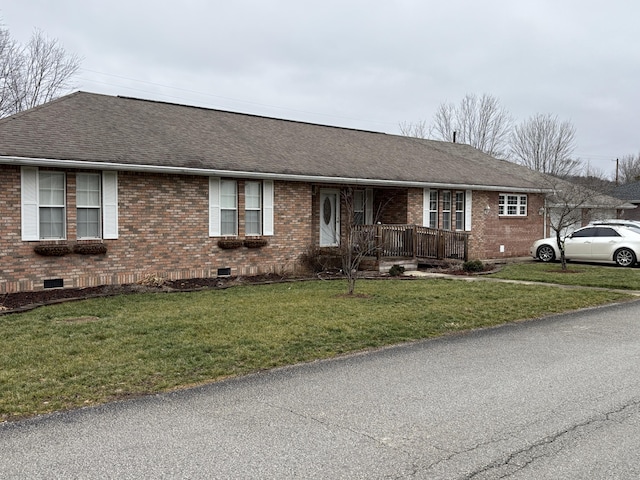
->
[442,191,451,230]
[209,178,274,237]
[455,191,465,230]
[21,167,118,241]
[596,227,620,237]
[38,172,66,239]
[354,190,365,225]
[571,227,598,238]
[498,194,527,216]
[220,180,237,236]
[245,181,262,235]
[76,173,101,239]
[429,190,438,228]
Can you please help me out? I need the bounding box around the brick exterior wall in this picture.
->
[465,190,546,260]
[0,164,546,293]
[0,166,312,293]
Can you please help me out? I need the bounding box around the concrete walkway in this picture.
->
[404,269,640,296]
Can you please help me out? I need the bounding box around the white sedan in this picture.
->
[531,225,640,267]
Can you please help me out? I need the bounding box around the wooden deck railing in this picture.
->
[353,224,469,261]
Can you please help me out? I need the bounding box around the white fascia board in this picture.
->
[1,156,551,193]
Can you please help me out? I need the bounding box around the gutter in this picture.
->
[1,155,552,193]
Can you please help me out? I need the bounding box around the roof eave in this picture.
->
[1,155,551,193]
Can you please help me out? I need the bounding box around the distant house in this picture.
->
[543,177,636,237]
[611,181,640,221]
[1,92,557,293]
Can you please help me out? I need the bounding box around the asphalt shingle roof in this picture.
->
[612,181,640,202]
[0,91,547,190]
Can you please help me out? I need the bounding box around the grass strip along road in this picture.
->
[0,270,634,422]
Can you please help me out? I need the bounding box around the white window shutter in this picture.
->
[102,171,118,239]
[263,180,274,236]
[209,177,221,236]
[423,188,430,227]
[21,167,39,241]
[465,190,472,231]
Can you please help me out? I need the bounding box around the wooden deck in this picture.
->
[355,224,469,265]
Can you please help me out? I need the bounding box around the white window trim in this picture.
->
[499,193,528,217]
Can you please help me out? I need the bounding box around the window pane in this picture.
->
[77,208,101,238]
[77,174,101,207]
[39,172,65,205]
[221,180,237,208]
[245,182,261,209]
[442,192,451,210]
[221,210,237,236]
[40,207,65,239]
[430,191,438,211]
[245,210,261,235]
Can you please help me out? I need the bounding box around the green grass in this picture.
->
[0,278,632,422]
[489,262,640,290]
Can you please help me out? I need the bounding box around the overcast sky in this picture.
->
[2,0,638,177]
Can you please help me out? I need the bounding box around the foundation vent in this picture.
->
[44,278,64,289]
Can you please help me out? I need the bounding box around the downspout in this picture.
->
[543,197,548,238]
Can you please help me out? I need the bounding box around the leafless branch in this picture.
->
[0,26,80,117]
[510,113,580,177]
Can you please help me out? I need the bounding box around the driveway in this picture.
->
[2,300,640,479]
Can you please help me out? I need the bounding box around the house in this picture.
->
[1,92,554,293]
[611,181,640,221]
[542,177,636,237]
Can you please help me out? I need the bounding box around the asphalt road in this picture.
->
[2,299,640,479]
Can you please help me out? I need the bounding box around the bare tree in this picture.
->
[0,25,18,116]
[617,153,640,184]
[339,187,378,295]
[398,119,429,139]
[0,26,80,117]
[541,175,619,270]
[429,93,513,158]
[510,113,580,177]
[338,188,398,295]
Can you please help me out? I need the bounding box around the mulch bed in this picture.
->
[0,264,499,314]
[0,275,286,314]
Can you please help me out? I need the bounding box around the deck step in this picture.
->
[378,259,418,273]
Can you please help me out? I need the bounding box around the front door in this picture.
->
[320,190,340,246]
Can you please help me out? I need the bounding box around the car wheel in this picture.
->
[537,245,555,262]
[614,248,636,267]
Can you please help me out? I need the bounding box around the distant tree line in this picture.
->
[400,93,638,184]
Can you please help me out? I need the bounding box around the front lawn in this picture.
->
[489,262,640,290]
[0,278,631,422]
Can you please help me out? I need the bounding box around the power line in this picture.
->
[78,68,398,130]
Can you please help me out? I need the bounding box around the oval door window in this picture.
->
[323,197,332,225]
